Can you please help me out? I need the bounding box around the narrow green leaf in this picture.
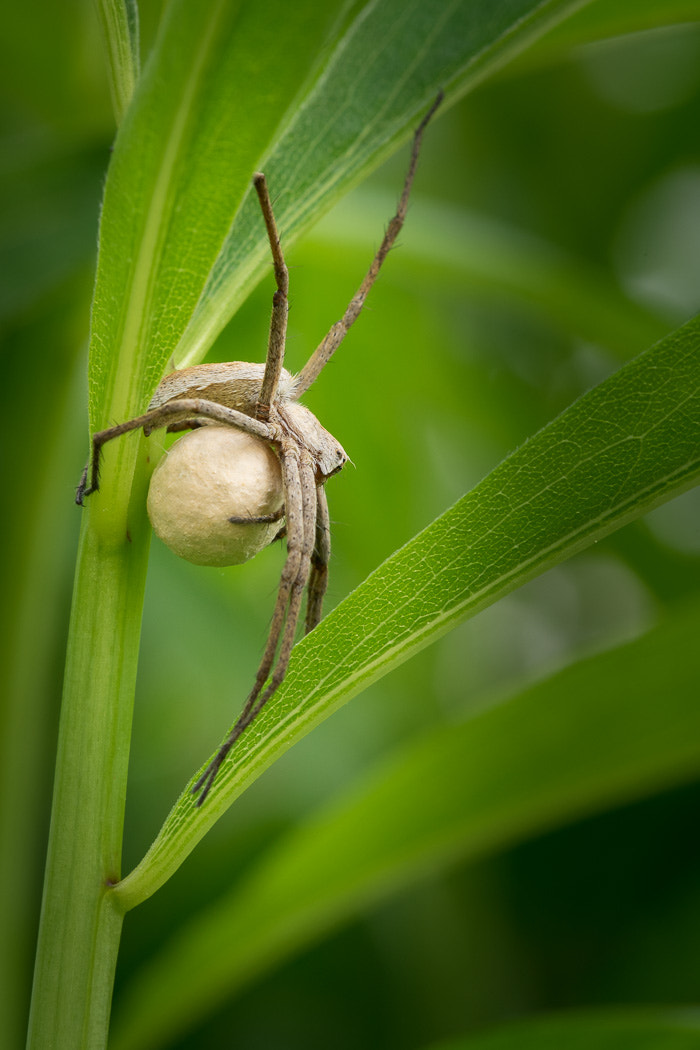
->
[174,0,595,367]
[27,516,149,1049]
[114,313,700,913]
[523,0,700,65]
[87,0,347,527]
[0,302,87,1050]
[93,0,140,124]
[430,1009,700,1049]
[31,4,349,1045]
[110,601,700,1050]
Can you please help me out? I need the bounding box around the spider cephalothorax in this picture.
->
[77,94,441,803]
[148,360,348,478]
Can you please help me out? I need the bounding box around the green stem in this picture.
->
[27,473,151,1049]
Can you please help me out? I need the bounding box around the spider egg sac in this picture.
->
[147,426,284,567]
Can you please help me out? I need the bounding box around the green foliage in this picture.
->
[112,599,700,1047]
[93,0,140,124]
[3,0,700,1048]
[115,313,700,911]
[173,0,592,367]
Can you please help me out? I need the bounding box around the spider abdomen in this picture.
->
[149,361,296,415]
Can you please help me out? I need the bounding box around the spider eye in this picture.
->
[327,448,347,477]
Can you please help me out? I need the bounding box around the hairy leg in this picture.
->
[305,484,330,633]
[292,92,442,399]
[76,398,278,504]
[192,446,317,804]
[253,172,289,420]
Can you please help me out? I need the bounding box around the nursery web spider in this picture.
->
[77,94,442,804]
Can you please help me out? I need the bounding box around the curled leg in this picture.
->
[76,397,277,505]
[305,484,330,633]
[192,447,317,805]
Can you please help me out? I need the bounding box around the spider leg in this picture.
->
[76,397,278,505]
[192,446,317,805]
[305,484,330,633]
[253,172,289,419]
[76,412,153,504]
[165,419,209,434]
[228,506,285,526]
[292,92,443,399]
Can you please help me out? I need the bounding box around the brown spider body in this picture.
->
[149,361,293,415]
[77,94,441,804]
[150,361,347,481]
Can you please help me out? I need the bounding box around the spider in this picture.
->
[77,94,442,804]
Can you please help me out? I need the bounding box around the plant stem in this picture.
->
[27,471,151,1049]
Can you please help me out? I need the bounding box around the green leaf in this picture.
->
[37,2,608,1044]
[110,600,700,1049]
[524,0,700,64]
[87,0,348,523]
[93,0,140,124]
[28,3,350,1045]
[173,0,596,367]
[430,1009,700,1049]
[113,313,700,913]
[0,294,88,1050]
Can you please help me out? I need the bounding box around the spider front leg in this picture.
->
[192,444,317,805]
[253,172,289,419]
[76,410,157,505]
[292,92,442,399]
[75,398,277,505]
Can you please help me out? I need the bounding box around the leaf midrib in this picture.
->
[110,0,228,423]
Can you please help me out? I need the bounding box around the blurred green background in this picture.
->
[3,2,700,1047]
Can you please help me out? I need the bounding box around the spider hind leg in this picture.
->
[305,485,331,633]
[192,445,317,805]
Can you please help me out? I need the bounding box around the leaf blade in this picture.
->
[93,0,140,124]
[111,600,700,1049]
[115,314,700,910]
[86,0,348,525]
[174,0,595,367]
